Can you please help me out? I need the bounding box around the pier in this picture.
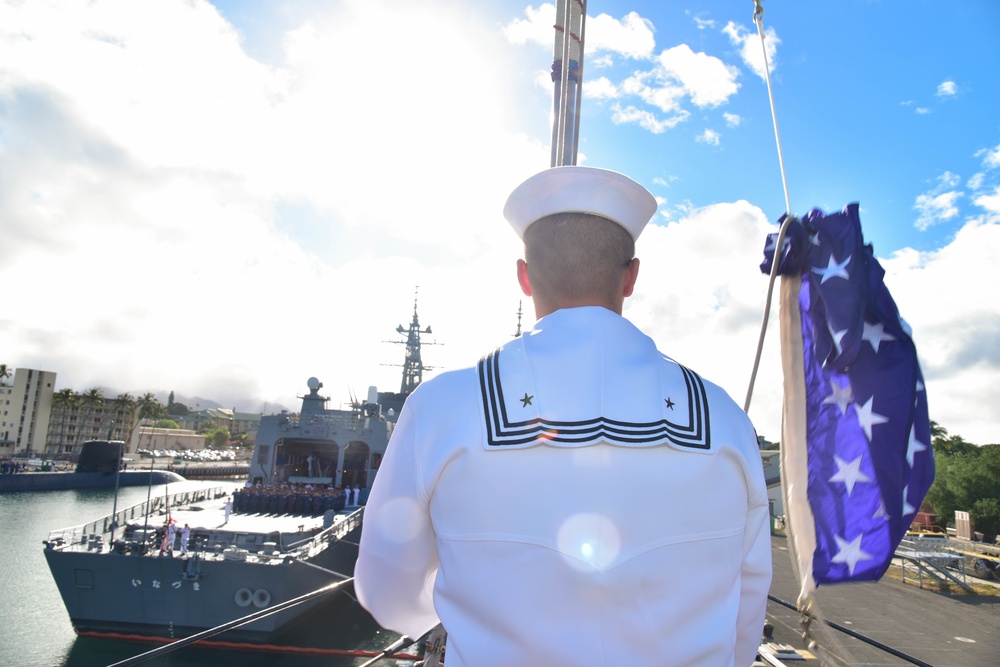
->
[168,464,250,479]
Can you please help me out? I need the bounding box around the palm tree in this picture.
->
[134,392,167,454]
[76,387,104,450]
[51,388,79,453]
[0,364,10,386]
[113,393,137,450]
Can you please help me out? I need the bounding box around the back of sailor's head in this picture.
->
[503,166,656,308]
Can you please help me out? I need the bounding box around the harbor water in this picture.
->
[0,480,404,667]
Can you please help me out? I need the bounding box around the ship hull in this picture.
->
[0,470,184,492]
[43,526,361,644]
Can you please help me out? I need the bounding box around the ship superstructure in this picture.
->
[249,298,432,493]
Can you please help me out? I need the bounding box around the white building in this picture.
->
[130,423,206,453]
[0,368,57,456]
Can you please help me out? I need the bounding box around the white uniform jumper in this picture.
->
[356,306,771,667]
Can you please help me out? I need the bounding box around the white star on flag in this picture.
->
[829,455,872,495]
[873,497,889,520]
[902,485,916,517]
[831,534,873,576]
[862,321,896,353]
[855,396,889,441]
[823,378,854,414]
[811,253,852,283]
[827,321,848,357]
[906,425,928,467]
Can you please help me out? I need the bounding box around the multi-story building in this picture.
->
[0,368,57,456]
[178,408,261,438]
[45,391,139,456]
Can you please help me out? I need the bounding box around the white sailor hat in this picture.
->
[503,165,657,241]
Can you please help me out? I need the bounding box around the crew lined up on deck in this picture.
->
[231,483,358,517]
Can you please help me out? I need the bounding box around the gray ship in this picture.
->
[42,302,434,649]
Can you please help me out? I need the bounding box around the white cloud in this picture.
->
[585,76,619,100]
[974,187,1000,214]
[936,80,957,97]
[914,191,962,230]
[883,216,1000,445]
[913,172,964,230]
[611,103,689,134]
[587,11,656,59]
[589,53,615,69]
[620,71,687,113]
[722,20,778,80]
[503,3,654,60]
[501,3,553,47]
[724,112,741,127]
[693,16,715,31]
[697,129,721,146]
[657,44,740,108]
[980,143,1000,169]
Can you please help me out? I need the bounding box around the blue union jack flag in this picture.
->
[761,203,935,585]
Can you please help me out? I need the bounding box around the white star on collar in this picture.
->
[829,454,872,496]
[811,253,852,284]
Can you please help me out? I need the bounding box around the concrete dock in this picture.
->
[766,535,1000,666]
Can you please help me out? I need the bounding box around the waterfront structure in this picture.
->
[129,423,207,453]
[0,367,56,456]
[45,389,138,456]
[177,407,261,438]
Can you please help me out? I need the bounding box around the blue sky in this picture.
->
[2,1,998,445]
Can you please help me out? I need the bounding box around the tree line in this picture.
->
[926,422,1000,540]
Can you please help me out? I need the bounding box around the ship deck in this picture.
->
[46,485,366,560]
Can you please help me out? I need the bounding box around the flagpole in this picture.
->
[550,0,586,167]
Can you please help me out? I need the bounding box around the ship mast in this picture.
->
[394,289,434,396]
[551,0,588,167]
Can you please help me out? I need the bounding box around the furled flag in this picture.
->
[760,203,934,599]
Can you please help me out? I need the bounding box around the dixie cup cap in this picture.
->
[503,166,657,241]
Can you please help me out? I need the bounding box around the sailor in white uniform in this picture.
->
[355,166,772,667]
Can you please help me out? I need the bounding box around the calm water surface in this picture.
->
[0,480,403,667]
